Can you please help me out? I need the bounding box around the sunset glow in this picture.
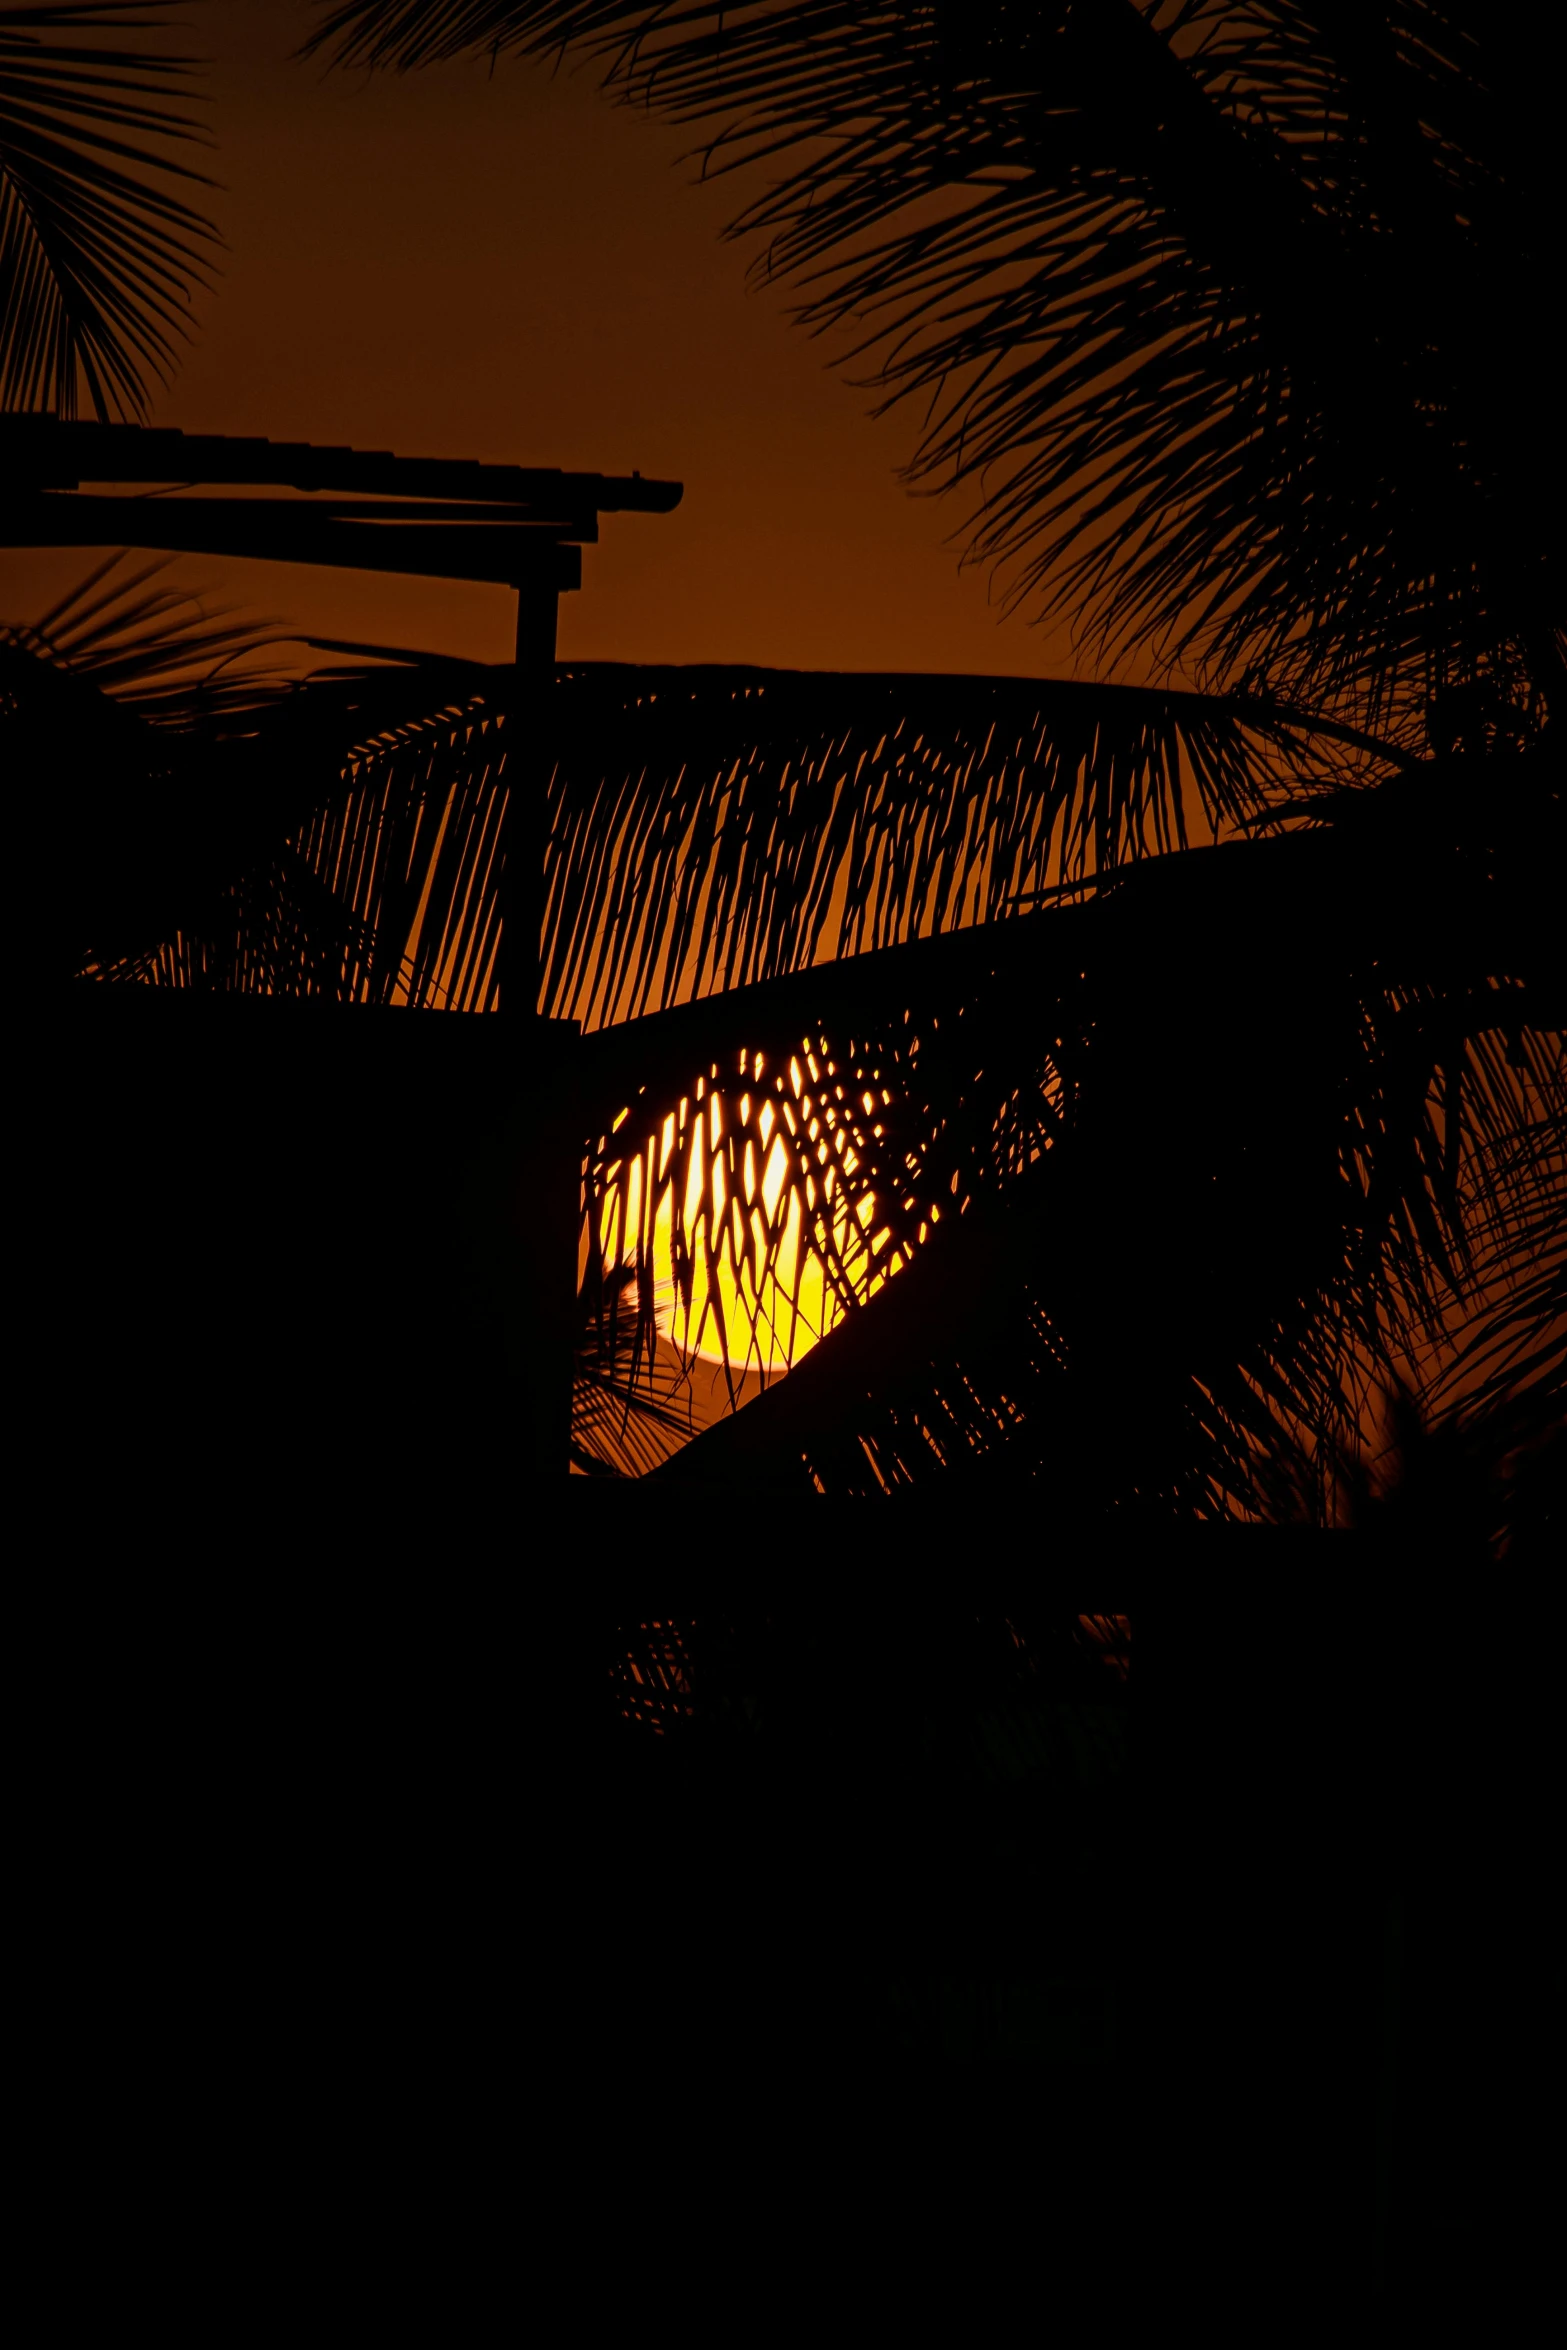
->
[595,1044,915,1374]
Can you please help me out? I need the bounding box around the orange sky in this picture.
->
[3,0,1088,678]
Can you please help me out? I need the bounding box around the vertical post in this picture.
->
[503,578,560,1017]
[499,568,578,1481]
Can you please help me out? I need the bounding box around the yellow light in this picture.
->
[761,1134,789,1221]
[599,1082,902,1375]
[683,1122,705,1240]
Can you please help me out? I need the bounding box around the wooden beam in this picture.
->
[0,415,682,514]
[0,492,587,588]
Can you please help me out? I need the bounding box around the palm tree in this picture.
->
[1,2,219,417]
[281,0,1562,1520]
[11,2,1559,1512]
[11,6,1558,2291]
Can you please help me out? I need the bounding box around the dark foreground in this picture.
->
[24,1540,1548,2322]
[24,988,1550,2316]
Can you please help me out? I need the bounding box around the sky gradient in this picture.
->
[4,0,1090,679]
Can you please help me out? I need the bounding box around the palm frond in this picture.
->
[572,1262,699,1476]
[639,1027,1563,1525]
[70,682,512,997]
[1,2,220,418]
[308,3,1564,726]
[83,659,1323,1015]
[5,586,501,977]
[610,810,1565,1510]
[543,663,1350,1028]
[86,844,412,998]
[2,550,294,732]
[582,912,1082,1396]
[63,634,1554,1508]
[1406,1108,1566,1431]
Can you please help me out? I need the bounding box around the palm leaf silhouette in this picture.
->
[77,655,1336,1000]
[3,565,518,979]
[3,550,291,729]
[11,4,1555,1526]
[606,787,1563,1510]
[44,624,1559,1501]
[1,1,219,418]
[308,2,1563,729]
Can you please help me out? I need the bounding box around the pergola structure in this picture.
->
[3,414,682,1012]
[12,416,682,1492]
[2,413,680,603]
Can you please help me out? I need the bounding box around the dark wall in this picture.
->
[39,988,579,1548]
